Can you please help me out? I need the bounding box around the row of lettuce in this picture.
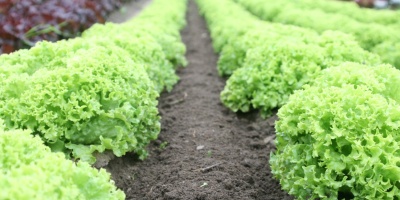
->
[288,0,400,25]
[235,0,400,69]
[197,0,379,117]
[0,0,188,199]
[196,0,400,199]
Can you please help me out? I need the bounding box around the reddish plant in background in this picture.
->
[0,0,125,54]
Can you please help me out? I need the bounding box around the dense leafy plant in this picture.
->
[372,41,400,70]
[0,0,126,54]
[290,0,400,26]
[235,0,400,68]
[0,43,160,163]
[83,29,179,92]
[221,32,380,117]
[217,24,317,76]
[0,0,188,163]
[197,0,260,53]
[0,121,125,199]
[132,0,188,67]
[82,0,188,91]
[83,0,188,68]
[197,0,380,118]
[310,62,400,102]
[271,63,400,199]
[83,22,187,70]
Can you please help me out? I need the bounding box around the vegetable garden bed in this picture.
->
[2,0,399,199]
[105,1,291,199]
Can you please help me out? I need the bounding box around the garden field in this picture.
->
[1,0,400,199]
[105,1,291,199]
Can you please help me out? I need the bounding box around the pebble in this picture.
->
[196,145,205,150]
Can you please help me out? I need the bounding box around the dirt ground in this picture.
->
[106,1,293,199]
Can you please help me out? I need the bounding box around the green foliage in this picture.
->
[199,0,400,199]
[291,0,400,26]
[221,41,324,114]
[2,36,173,91]
[372,41,400,69]
[217,24,318,76]
[198,0,384,119]
[135,0,187,30]
[84,21,187,69]
[131,21,188,68]
[0,128,125,199]
[127,0,188,67]
[220,33,380,117]
[311,63,400,103]
[196,0,260,53]
[82,27,179,92]
[0,43,160,163]
[83,0,189,91]
[0,0,188,164]
[235,0,400,68]
[159,141,169,150]
[272,63,400,199]
[207,150,212,157]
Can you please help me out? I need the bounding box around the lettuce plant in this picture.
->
[196,0,261,53]
[0,125,125,200]
[83,21,187,69]
[197,0,381,120]
[289,0,400,26]
[220,36,380,117]
[126,0,188,67]
[217,24,318,76]
[0,44,160,163]
[1,37,177,93]
[372,41,400,70]
[0,0,189,164]
[83,0,188,75]
[235,0,400,68]
[271,63,400,199]
[311,62,400,103]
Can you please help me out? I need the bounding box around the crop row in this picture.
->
[197,0,400,199]
[196,0,378,117]
[235,0,400,68]
[277,0,400,26]
[0,0,188,198]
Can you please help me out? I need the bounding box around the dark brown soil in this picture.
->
[105,1,293,199]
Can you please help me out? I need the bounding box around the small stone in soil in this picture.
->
[196,145,205,150]
[263,135,276,144]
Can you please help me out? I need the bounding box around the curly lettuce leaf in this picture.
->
[272,63,400,199]
[0,128,125,199]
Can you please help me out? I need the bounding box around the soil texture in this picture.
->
[106,1,293,199]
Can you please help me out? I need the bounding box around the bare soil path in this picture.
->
[106,1,293,199]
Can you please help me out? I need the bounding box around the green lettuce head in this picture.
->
[0,128,125,199]
[272,63,400,199]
